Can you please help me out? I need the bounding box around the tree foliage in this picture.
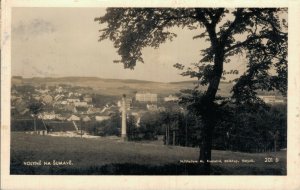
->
[95,8,287,174]
[28,101,43,116]
[95,8,287,102]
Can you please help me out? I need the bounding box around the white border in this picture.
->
[1,1,300,190]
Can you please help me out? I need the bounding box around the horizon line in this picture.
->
[11,75,232,83]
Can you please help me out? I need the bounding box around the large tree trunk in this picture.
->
[198,107,216,175]
[198,48,224,174]
[193,13,225,174]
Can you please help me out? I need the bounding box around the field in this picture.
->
[11,132,286,175]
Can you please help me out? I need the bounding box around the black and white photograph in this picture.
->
[1,0,300,189]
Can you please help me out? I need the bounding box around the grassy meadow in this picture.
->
[11,132,286,175]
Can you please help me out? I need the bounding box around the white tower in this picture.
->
[121,94,127,140]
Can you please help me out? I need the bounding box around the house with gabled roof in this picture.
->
[87,107,102,114]
[82,116,91,122]
[95,115,110,122]
[83,96,92,103]
[67,115,80,121]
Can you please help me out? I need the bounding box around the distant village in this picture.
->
[11,82,180,125]
[11,77,287,137]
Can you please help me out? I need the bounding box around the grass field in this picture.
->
[11,132,286,175]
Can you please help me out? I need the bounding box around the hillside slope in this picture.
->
[11,132,286,175]
[12,76,233,96]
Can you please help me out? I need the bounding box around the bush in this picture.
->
[83,112,121,136]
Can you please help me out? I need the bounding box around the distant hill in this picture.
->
[11,76,201,96]
[12,76,281,97]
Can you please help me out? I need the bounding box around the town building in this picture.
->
[87,107,102,114]
[83,96,93,103]
[67,115,80,121]
[95,115,111,122]
[38,112,56,120]
[147,104,158,111]
[82,116,91,122]
[54,94,64,101]
[55,114,66,121]
[67,98,80,103]
[135,92,157,102]
[74,101,88,107]
[164,95,179,102]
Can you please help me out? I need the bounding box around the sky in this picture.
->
[12,7,247,82]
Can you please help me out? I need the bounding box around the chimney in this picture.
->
[121,94,127,141]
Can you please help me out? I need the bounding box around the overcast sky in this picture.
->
[12,7,247,82]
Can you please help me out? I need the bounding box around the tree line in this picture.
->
[84,103,286,153]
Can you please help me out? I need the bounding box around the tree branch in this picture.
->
[224,33,270,53]
[194,8,210,27]
[251,9,286,35]
[211,8,225,25]
[220,8,244,46]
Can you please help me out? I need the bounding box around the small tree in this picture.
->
[96,8,287,174]
[28,101,43,133]
[105,111,121,136]
[127,115,138,140]
[139,112,161,140]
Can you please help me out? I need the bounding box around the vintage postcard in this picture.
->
[1,0,300,189]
